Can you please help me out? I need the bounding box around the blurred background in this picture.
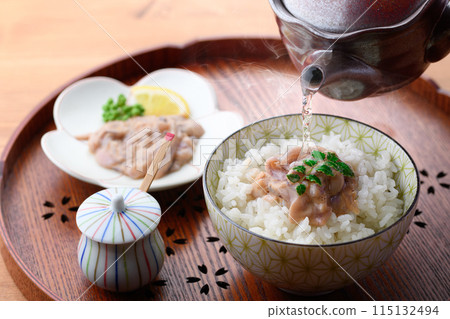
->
[0,0,449,300]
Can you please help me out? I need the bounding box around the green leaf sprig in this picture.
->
[286,150,354,196]
[102,94,145,122]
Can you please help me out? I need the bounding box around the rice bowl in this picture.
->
[203,114,419,294]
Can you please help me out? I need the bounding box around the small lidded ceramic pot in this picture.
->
[76,187,164,292]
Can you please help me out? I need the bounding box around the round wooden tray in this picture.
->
[1,38,449,301]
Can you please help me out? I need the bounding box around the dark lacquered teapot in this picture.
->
[269,0,450,100]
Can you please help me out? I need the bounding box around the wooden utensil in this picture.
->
[139,132,175,192]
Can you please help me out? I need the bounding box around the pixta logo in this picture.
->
[125,129,172,174]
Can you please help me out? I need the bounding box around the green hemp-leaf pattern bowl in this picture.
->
[202,114,419,295]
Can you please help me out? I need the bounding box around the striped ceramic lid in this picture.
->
[76,187,161,245]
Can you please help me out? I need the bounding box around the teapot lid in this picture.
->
[280,0,427,33]
[76,187,161,245]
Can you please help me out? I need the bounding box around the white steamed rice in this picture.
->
[215,133,404,245]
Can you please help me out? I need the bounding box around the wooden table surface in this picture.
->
[0,0,449,301]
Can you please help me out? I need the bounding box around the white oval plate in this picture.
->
[41,68,244,191]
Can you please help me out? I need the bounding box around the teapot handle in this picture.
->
[426,1,450,63]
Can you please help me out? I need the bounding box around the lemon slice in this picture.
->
[130,85,190,117]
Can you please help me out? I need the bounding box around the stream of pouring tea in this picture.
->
[300,66,322,154]
[301,90,314,150]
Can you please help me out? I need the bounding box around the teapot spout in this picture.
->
[302,50,383,100]
[300,65,324,95]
